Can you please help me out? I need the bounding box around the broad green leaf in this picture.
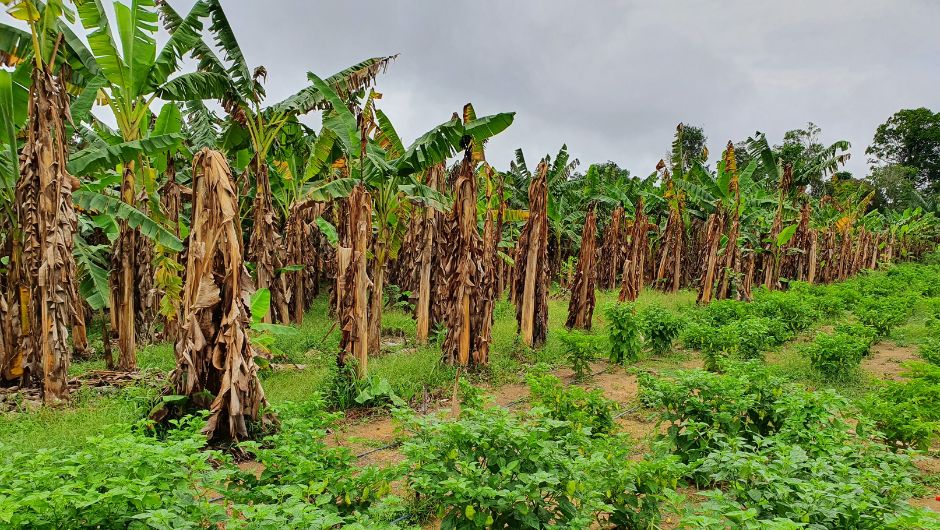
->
[74,236,112,310]
[72,190,184,251]
[68,133,183,175]
[156,71,229,101]
[249,288,270,326]
[776,224,798,247]
[147,0,209,89]
[77,0,129,89]
[315,217,338,247]
[114,0,158,96]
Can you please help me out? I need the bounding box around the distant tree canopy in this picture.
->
[866,107,940,193]
[777,122,829,195]
[868,164,923,211]
[668,124,708,174]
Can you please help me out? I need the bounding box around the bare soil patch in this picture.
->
[863,342,920,381]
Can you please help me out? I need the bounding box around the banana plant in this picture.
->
[314,71,513,363]
[174,0,394,324]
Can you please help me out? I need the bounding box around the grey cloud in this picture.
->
[193,0,940,177]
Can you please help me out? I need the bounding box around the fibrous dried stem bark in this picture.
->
[441,150,492,365]
[338,185,371,378]
[513,161,549,348]
[620,199,649,302]
[15,66,79,403]
[248,159,288,323]
[170,149,267,440]
[566,207,597,329]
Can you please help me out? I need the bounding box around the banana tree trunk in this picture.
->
[16,66,79,402]
[807,229,818,284]
[169,149,267,441]
[697,212,725,305]
[442,151,491,366]
[620,199,649,302]
[597,208,623,290]
[415,206,436,344]
[248,160,287,323]
[566,207,597,329]
[111,165,138,371]
[339,186,372,378]
[513,162,549,348]
[368,241,387,357]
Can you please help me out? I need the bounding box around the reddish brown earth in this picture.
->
[862,342,921,381]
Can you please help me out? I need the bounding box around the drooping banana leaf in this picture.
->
[68,133,183,174]
[73,189,184,251]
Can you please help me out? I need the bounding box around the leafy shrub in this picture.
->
[762,316,794,346]
[324,360,406,410]
[235,398,401,517]
[855,296,913,337]
[558,330,602,380]
[833,322,879,350]
[641,362,939,528]
[924,297,940,321]
[685,435,935,529]
[679,321,722,353]
[527,374,617,436]
[920,336,940,366]
[383,283,414,312]
[860,362,940,450]
[697,299,748,327]
[803,331,868,380]
[606,303,641,364]
[719,317,771,361]
[750,289,817,334]
[639,362,845,466]
[638,305,684,355]
[400,404,678,529]
[0,415,231,529]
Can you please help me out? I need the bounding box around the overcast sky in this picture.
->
[173,0,940,178]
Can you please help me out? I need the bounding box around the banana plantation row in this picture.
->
[0,0,937,441]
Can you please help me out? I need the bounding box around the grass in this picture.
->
[0,279,921,453]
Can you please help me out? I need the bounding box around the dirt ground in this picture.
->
[862,342,921,381]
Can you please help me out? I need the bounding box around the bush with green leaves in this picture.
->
[399,402,679,529]
[606,303,642,364]
[825,282,863,311]
[323,360,406,410]
[527,373,618,436]
[855,296,913,337]
[803,331,869,380]
[234,398,402,518]
[750,289,818,334]
[0,415,231,529]
[860,362,940,451]
[0,405,412,529]
[558,330,603,380]
[679,321,723,353]
[718,317,771,361]
[790,281,845,318]
[640,361,939,528]
[638,305,684,355]
[639,362,846,466]
[920,336,940,366]
[833,322,879,350]
[683,434,936,529]
[697,298,748,327]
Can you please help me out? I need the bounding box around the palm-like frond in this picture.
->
[69,133,183,174]
[272,56,397,115]
[114,0,159,96]
[73,189,184,251]
[147,0,209,90]
[205,0,254,101]
[77,0,129,90]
